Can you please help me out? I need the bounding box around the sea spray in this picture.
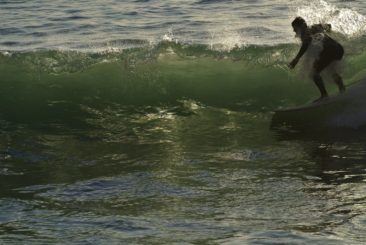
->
[294,0,366,37]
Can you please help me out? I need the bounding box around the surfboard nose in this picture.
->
[271,78,366,130]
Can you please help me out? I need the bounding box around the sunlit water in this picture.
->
[2,104,366,244]
[1,0,366,244]
[1,0,366,50]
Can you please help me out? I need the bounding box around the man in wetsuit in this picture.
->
[289,17,345,102]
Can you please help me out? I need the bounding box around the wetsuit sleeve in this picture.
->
[289,35,311,69]
[296,35,311,60]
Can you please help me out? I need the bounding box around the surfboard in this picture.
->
[271,78,366,129]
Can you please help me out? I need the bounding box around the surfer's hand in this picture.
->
[288,59,298,69]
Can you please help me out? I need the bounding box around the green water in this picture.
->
[2,0,366,243]
[1,42,366,244]
[1,102,366,244]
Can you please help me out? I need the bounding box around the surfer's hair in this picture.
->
[292,17,307,28]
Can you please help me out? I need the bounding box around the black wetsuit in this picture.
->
[313,34,344,73]
[293,23,345,98]
[290,19,345,99]
[308,24,344,74]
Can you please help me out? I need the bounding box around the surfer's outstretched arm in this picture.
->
[289,36,311,69]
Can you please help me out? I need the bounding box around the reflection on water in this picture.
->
[0,104,366,244]
[274,128,366,243]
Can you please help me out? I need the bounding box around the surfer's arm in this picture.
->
[289,36,311,69]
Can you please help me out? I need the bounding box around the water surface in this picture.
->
[1,0,366,244]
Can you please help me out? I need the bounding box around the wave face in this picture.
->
[1,40,366,123]
[0,45,301,119]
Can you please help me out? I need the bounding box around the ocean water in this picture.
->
[1,0,366,244]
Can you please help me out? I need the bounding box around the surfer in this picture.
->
[289,17,345,102]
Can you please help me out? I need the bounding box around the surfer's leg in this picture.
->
[313,73,328,101]
[313,59,329,101]
[333,73,345,93]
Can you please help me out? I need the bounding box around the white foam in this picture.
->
[162,28,178,44]
[1,51,12,57]
[294,0,366,37]
[208,28,248,52]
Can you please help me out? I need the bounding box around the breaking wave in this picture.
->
[0,36,366,124]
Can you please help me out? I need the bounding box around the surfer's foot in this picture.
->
[313,95,328,103]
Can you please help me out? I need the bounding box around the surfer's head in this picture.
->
[292,17,308,37]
